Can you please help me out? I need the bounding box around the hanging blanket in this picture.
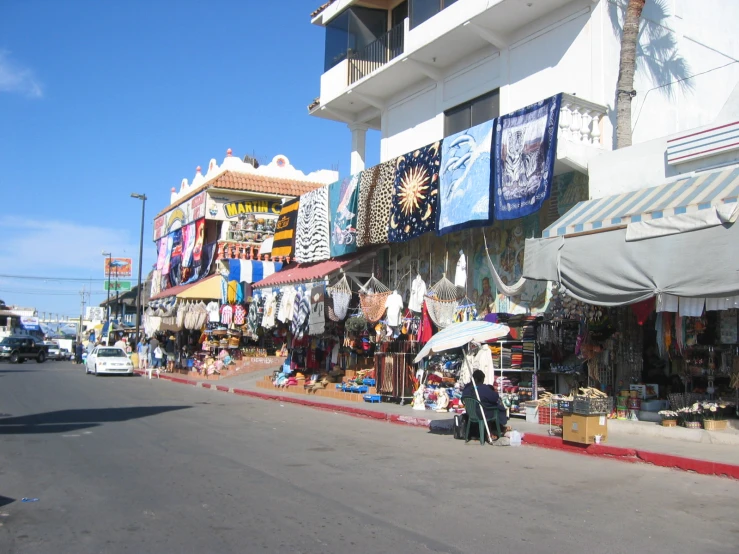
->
[308,285,326,336]
[156,238,167,271]
[437,121,494,235]
[356,160,396,248]
[388,141,441,243]
[295,186,330,263]
[272,198,299,258]
[181,222,196,268]
[329,173,360,257]
[493,93,562,220]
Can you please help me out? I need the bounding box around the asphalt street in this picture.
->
[0,361,737,554]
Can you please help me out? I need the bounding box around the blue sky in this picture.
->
[0,0,380,317]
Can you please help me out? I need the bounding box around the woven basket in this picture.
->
[703,420,727,431]
[661,419,677,427]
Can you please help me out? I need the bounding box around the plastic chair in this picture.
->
[461,396,503,445]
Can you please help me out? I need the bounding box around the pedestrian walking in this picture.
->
[75,342,83,365]
[149,345,163,379]
[138,338,149,371]
[165,335,176,372]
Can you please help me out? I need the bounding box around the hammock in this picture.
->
[425,274,462,329]
[359,274,391,323]
[326,274,352,322]
[483,231,527,297]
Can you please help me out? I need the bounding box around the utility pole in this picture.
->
[78,287,88,343]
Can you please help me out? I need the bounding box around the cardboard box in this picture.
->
[563,414,608,445]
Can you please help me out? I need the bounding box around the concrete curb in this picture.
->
[134,370,739,479]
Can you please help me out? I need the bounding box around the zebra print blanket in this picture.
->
[295,186,331,263]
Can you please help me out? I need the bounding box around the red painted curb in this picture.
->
[635,450,739,480]
[151,373,739,479]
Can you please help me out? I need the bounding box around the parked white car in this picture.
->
[85,346,134,376]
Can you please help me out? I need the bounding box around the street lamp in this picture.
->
[131,193,147,344]
[102,251,112,323]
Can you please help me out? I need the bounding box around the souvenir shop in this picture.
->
[523,168,739,429]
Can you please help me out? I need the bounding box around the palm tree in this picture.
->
[615,0,646,149]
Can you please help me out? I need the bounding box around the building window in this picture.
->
[409,0,458,30]
[324,7,388,72]
[444,89,500,136]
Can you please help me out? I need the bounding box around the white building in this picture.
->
[309,0,739,177]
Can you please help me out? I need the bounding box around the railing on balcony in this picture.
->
[348,23,404,85]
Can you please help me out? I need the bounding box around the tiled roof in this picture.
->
[155,172,324,219]
[253,252,363,288]
[310,0,337,18]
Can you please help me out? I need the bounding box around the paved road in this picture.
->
[1,362,737,554]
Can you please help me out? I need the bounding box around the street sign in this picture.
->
[86,306,105,321]
[104,281,132,292]
[103,257,133,278]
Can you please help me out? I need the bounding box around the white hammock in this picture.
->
[425,274,463,329]
[483,231,527,297]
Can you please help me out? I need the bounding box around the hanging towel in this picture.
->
[228,259,241,283]
[295,187,331,263]
[272,199,299,258]
[356,160,395,248]
[437,120,494,235]
[493,94,562,220]
[454,252,466,289]
[192,219,205,262]
[678,297,705,318]
[329,173,360,257]
[657,293,679,313]
[388,141,441,243]
[162,234,174,274]
[182,222,196,268]
[156,238,167,270]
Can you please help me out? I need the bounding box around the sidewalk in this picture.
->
[136,368,739,479]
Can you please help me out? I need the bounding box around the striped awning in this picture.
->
[543,166,739,238]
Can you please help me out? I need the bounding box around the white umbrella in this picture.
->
[413,320,510,363]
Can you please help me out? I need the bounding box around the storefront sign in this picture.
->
[104,258,133,278]
[86,307,105,321]
[20,316,40,330]
[104,280,132,292]
[153,192,206,240]
[206,192,281,221]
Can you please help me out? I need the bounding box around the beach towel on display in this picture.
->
[192,219,205,263]
[389,141,441,243]
[329,173,360,257]
[272,198,299,258]
[493,94,562,220]
[437,121,494,235]
[182,222,196,268]
[295,186,330,263]
[356,160,396,248]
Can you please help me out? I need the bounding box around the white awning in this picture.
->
[524,167,739,307]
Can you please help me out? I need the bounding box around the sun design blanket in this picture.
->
[388,141,441,243]
[356,160,396,248]
[295,186,330,263]
[493,93,562,220]
[437,121,494,236]
[329,173,360,257]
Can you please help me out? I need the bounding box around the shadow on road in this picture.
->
[0,406,191,435]
[0,495,15,508]
[0,369,41,373]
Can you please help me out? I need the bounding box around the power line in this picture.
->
[0,288,107,296]
[0,273,110,282]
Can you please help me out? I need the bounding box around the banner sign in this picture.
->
[104,258,132,278]
[153,191,206,241]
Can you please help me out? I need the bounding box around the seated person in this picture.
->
[462,369,509,431]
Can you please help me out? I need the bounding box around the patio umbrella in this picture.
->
[413,320,510,363]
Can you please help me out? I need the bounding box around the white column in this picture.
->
[348,123,369,175]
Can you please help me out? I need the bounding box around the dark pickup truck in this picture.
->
[0,336,49,363]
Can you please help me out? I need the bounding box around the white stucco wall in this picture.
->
[377,0,739,164]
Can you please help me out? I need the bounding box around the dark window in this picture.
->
[443,89,500,136]
[392,1,408,29]
[409,0,458,30]
[324,7,388,72]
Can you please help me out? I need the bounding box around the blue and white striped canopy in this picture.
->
[543,166,739,238]
[413,320,510,363]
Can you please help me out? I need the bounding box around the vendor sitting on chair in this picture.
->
[462,369,510,433]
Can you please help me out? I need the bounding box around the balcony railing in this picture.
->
[348,23,404,85]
